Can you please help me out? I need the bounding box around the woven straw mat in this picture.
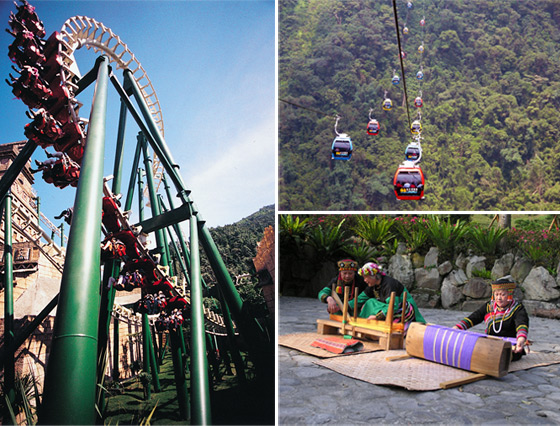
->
[314,350,560,391]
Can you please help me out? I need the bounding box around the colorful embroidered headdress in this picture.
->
[491,277,516,301]
[337,259,358,271]
[357,262,385,277]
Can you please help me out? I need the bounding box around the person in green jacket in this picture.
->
[318,259,366,315]
[357,262,425,330]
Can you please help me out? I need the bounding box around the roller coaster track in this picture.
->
[56,15,165,194]
[14,15,231,335]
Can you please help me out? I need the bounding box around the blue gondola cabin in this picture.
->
[331,134,353,160]
[405,144,421,161]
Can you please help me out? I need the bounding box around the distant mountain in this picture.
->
[279,0,560,211]
[199,204,275,285]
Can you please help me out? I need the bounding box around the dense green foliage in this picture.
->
[279,0,560,210]
[199,205,274,306]
[280,213,560,272]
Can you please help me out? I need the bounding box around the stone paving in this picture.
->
[278,296,560,425]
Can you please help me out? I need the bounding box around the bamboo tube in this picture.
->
[405,322,512,377]
[342,286,350,335]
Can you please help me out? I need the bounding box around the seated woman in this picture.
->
[454,277,529,361]
[356,262,425,329]
[318,259,366,315]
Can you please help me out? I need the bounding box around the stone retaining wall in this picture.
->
[281,245,560,319]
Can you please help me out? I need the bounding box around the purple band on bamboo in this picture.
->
[423,325,480,370]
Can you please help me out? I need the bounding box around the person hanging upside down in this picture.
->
[356,262,425,330]
[454,277,529,361]
[318,259,366,315]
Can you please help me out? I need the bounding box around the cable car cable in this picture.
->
[279,97,337,119]
[391,0,412,131]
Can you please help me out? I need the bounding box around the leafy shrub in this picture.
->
[508,227,560,270]
[306,218,348,260]
[353,216,395,247]
[393,215,430,254]
[424,215,468,261]
[342,238,379,265]
[468,225,508,256]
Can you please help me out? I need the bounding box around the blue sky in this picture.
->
[0,0,275,228]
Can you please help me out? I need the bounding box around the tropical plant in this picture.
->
[279,214,309,255]
[424,215,468,261]
[393,216,430,253]
[468,225,508,256]
[0,371,40,425]
[353,216,395,247]
[342,239,379,265]
[306,218,348,260]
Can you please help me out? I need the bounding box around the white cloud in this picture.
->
[186,119,275,227]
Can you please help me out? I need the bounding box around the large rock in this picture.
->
[445,269,468,287]
[523,300,560,319]
[438,261,453,276]
[414,267,442,291]
[441,279,464,309]
[510,257,533,284]
[491,253,515,280]
[466,255,486,278]
[462,278,492,299]
[522,267,560,301]
[455,252,468,270]
[389,253,414,288]
[412,291,441,309]
[424,247,439,268]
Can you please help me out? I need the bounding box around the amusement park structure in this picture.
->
[0,1,273,424]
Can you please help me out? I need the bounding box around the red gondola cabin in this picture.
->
[393,164,425,200]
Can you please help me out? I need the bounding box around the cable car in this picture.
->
[331,134,353,160]
[401,50,406,59]
[418,44,424,54]
[392,74,400,85]
[403,26,409,35]
[414,96,423,108]
[393,162,425,200]
[405,143,421,161]
[420,18,426,26]
[366,119,380,136]
[417,70,424,80]
[407,2,413,8]
[382,98,393,111]
[411,120,422,134]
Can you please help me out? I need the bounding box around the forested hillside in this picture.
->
[199,204,274,289]
[279,0,560,210]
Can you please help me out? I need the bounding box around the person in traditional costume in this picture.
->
[356,262,425,328]
[318,259,366,315]
[454,277,529,361]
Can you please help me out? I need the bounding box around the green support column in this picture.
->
[190,214,211,425]
[157,195,174,276]
[142,314,152,400]
[217,288,246,383]
[139,134,167,266]
[3,193,15,422]
[112,313,120,381]
[39,56,109,425]
[140,132,189,416]
[137,169,160,393]
[97,85,130,415]
[124,140,143,212]
[0,141,37,202]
